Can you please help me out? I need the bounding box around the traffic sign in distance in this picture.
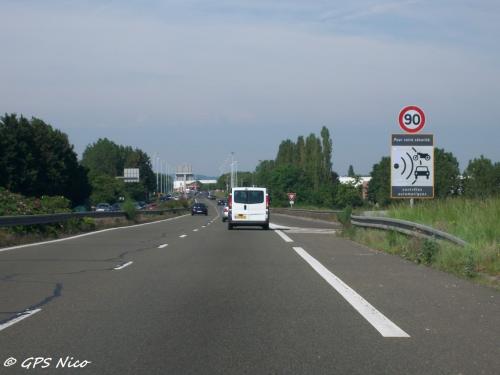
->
[287,192,296,201]
[399,106,426,133]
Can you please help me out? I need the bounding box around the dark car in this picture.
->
[110,203,122,211]
[217,199,227,206]
[95,203,112,212]
[135,201,147,210]
[191,203,208,216]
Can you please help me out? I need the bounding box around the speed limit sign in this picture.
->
[398,106,426,133]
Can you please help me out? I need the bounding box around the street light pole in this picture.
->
[156,155,159,196]
[161,160,164,195]
[230,152,234,189]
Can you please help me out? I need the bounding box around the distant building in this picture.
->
[173,164,216,192]
[338,176,372,200]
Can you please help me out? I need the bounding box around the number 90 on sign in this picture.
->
[398,106,425,133]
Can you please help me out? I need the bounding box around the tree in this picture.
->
[495,162,500,193]
[0,114,90,204]
[296,136,306,169]
[463,156,498,198]
[267,164,306,206]
[368,157,391,206]
[275,139,296,166]
[122,147,155,194]
[320,126,333,181]
[347,165,355,177]
[434,148,460,198]
[304,134,322,192]
[252,128,339,207]
[82,138,155,202]
[335,181,363,208]
[89,174,125,205]
[82,138,123,177]
[254,160,275,188]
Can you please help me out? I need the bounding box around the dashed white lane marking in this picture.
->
[0,308,42,332]
[193,229,199,232]
[293,247,410,338]
[202,226,206,228]
[179,234,187,238]
[158,244,168,249]
[275,230,294,243]
[0,214,190,253]
[114,261,133,270]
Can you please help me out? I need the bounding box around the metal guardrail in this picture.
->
[270,207,468,247]
[0,208,189,228]
[350,215,468,247]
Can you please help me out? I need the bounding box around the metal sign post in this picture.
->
[287,192,296,208]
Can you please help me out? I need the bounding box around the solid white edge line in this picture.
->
[0,214,190,253]
[275,230,294,243]
[0,308,42,332]
[179,234,187,238]
[114,261,133,270]
[158,244,168,249]
[292,247,410,338]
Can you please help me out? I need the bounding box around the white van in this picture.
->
[228,187,269,230]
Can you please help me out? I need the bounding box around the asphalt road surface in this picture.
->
[0,199,498,374]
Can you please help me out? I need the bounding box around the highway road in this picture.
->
[0,199,498,374]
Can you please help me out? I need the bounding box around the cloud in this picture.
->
[0,0,498,174]
[319,0,421,22]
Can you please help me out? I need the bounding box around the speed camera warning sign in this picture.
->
[391,134,434,199]
[399,106,426,133]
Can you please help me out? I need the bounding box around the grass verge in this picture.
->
[342,197,499,289]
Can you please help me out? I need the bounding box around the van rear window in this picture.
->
[234,190,264,204]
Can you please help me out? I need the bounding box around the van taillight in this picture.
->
[228,194,232,209]
[266,194,270,209]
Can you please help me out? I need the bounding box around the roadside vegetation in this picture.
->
[237,128,498,287]
[342,197,499,288]
[0,187,191,248]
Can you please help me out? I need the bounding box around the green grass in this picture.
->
[387,197,500,247]
[343,197,500,289]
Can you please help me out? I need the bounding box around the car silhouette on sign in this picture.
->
[414,166,430,179]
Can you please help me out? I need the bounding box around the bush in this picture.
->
[464,249,477,278]
[337,206,352,227]
[419,239,440,265]
[335,182,363,208]
[122,200,138,221]
[39,195,71,213]
[81,217,96,231]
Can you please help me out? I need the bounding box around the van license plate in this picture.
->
[237,214,246,219]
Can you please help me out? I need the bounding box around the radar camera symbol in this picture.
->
[393,147,431,185]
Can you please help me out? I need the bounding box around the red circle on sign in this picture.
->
[398,106,426,133]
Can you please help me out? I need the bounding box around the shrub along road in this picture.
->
[0,200,498,374]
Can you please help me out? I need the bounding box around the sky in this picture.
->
[1,0,499,176]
